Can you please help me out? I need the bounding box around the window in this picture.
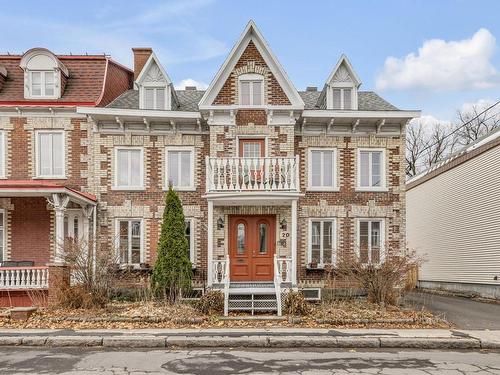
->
[0,210,4,262]
[0,132,5,178]
[185,219,195,265]
[308,219,336,266]
[30,71,55,97]
[308,148,337,190]
[144,87,165,110]
[36,131,65,178]
[64,211,83,241]
[117,219,142,265]
[331,88,352,109]
[357,149,386,190]
[239,74,263,106]
[165,147,194,190]
[357,219,384,265]
[115,148,143,189]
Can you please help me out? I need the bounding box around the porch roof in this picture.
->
[0,180,97,206]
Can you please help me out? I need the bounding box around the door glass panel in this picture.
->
[258,223,267,254]
[237,223,246,255]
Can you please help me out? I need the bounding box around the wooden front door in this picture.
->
[229,215,275,281]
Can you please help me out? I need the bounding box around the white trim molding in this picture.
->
[164,146,196,191]
[356,147,387,192]
[238,73,265,106]
[114,218,145,266]
[307,218,337,267]
[113,146,145,191]
[0,131,5,179]
[307,147,339,192]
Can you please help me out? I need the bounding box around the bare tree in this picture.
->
[424,122,458,168]
[405,120,429,177]
[455,103,500,145]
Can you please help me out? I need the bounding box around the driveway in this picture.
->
[405,291,500,329]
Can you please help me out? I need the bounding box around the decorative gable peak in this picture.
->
[199,20,304,111]
[134,51,176,111]
[323,54,361,110]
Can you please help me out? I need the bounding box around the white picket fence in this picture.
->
[206,156,300,192]
[0,267,49,289]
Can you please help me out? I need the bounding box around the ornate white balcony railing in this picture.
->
[210,258,230,285]
[274,255,292,316]
[206,156,300,193]
[0,267,49,289]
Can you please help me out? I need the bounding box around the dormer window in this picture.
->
[324,55,361,111]
[20,48,69,100]
[134,51,173,111]
[144,87,165,110]
[238,74,263,106]
[31,71,55,97]
[331,88,352,110]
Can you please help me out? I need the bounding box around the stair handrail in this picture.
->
[223,255,230,316]
[274,254,282,316]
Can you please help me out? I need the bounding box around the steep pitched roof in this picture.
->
[199,20,304,109]
[0,54,133,106]
[299,91,398,111]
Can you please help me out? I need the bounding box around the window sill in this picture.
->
[306,187,340,192]
[355,187,389,193]
[111,186,146,191]
[33,176,67,180]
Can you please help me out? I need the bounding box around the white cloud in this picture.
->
[376,29,499,91]
[175,79,209,90]
[459,98,496,113]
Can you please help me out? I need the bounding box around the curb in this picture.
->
[0,335,492,349]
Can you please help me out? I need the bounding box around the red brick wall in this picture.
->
[213,40,290,106]
[235,110,267,126]
[10,117,30,179]
[98,60,134,107]
[10,197,51,265]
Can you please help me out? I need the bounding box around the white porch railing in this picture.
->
[274,255,292,316]
[206,156,300,193]
[0,267,49,289]
[210,257,230,316]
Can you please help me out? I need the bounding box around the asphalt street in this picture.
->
[1,347,500,374]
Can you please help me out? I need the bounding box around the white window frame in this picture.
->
[238,73,264,106]
[164,146,195,191]
[113,147,145,190]
[0,131,5,179]
[0,209,5,263]
[327,83,357,110]
[355,218,385,265]
[307,148,338,191]
[185,218,195,266]
[115,218,144,266]
[35,130,66,179]
[29,70,57,98]
[307,218,337,267]
[356,148,387,192]
[142,85,168,110]
[237,135,268,157]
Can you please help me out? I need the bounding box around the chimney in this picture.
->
[132,48,153,80]
[306,86,317,92]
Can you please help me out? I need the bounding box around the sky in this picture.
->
[1,0,499,123]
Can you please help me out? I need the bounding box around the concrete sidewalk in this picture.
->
[0,328,499,349]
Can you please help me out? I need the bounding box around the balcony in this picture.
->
[205,156,300,193]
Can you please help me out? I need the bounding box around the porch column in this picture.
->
[291,199,297,286]
[52,193,70,263]
[207,200,214,287]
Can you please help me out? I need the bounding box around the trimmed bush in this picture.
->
[196,290,224,315]
[283,291,311,316]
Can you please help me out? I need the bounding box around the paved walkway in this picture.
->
[405,291,500,329]
[1,347,500,374]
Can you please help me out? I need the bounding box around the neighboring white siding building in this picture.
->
[407,128,500,299]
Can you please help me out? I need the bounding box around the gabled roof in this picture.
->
[0,53,133,107]
[199,20,304,110]
[300,90,398,111]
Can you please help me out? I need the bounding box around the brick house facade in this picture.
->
[1,22,418,311]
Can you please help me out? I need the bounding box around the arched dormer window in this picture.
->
[135,53,172,111]
[325,55,361,110]
[238,73,264,106]
[20,48,68,99]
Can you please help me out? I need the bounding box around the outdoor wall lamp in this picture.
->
[280,218,287,231]
[217,217,224,230]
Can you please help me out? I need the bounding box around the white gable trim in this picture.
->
[135,52,172,87]
[325,54,361,88]
[199,20,304,110]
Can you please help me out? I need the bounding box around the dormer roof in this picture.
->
[199,20,304,110]
[325,54,361,88]
[20,48,69,77]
